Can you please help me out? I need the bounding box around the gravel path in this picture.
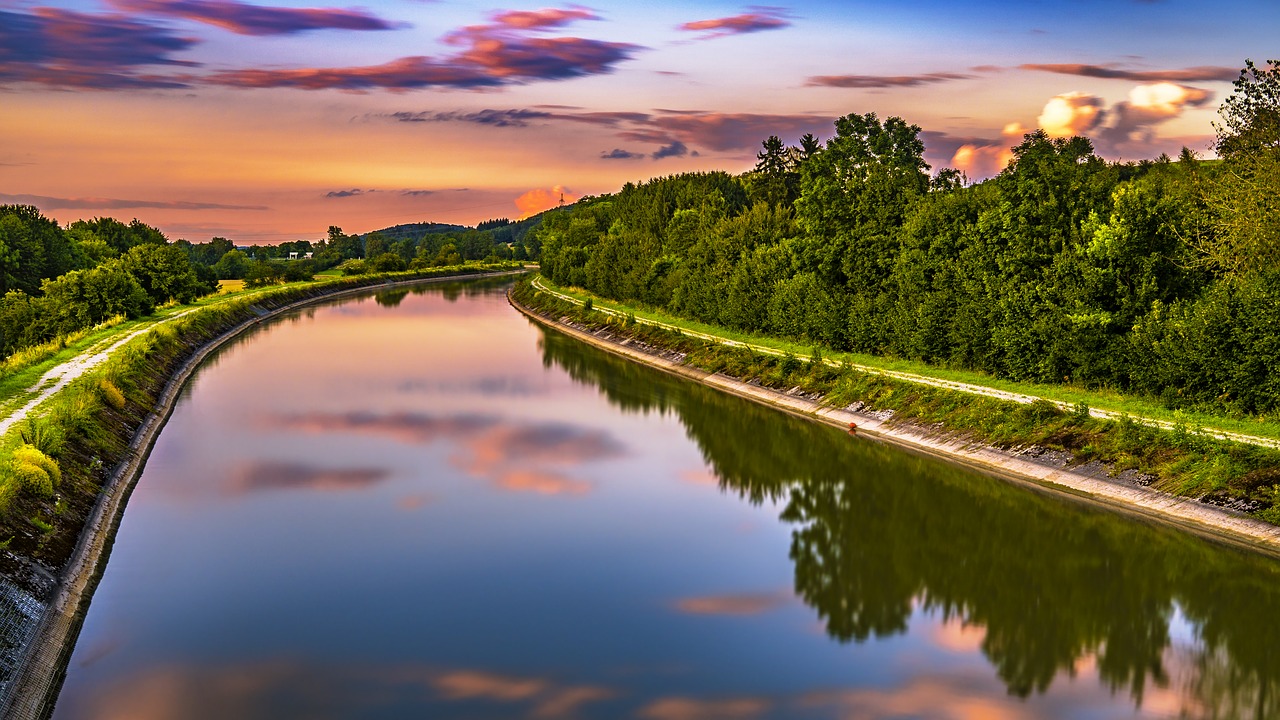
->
[0,309,198,437]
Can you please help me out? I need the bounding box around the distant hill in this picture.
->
[360,222,468,241]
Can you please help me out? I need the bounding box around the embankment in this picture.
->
[508,284,1280,556]
[0,267,526,720]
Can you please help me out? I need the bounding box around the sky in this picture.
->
[1,0,1276,244]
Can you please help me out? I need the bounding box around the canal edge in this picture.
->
[508,288,1280,557]
[0,268,529,720]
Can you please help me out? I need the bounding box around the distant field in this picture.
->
[217,279,245,293]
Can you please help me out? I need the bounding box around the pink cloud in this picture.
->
[490,7,599,30]
[679,7,791,39]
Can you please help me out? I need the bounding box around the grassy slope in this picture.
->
[535,277,1280,443]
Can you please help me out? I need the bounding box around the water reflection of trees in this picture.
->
[538,326,1280,718]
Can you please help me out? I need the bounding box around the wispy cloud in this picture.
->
[377,106,832,156]
[0,192,267,210]
[109,0,406,36]
[325,188,371,198]
[1020,63,1237,83]
[678,6,791,40]
[600,148,644,160]
[806,72,971,89]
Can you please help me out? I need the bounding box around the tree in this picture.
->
[121,243,207,304]
[795,113,931,293]
[363,232,388,260]
[1200,59,1280,277]
[370,251,406,272]
[213,249,250,279]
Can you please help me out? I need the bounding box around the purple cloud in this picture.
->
[651,140,688,159]
[600,148,644,160]
[0,7,198,89]
[806,72,972,89]
[325,188,370,198]
[1020,63,1238,82]
[109,0,407,36]
[679,6,791,39]
[207,13,639,90]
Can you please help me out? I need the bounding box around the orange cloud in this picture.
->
[1037,91,1105,137]
[515,184,576,216]
[637,696,771,720]
[673,591,791,616]
[948,123,1023,179]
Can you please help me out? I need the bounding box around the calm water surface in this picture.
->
[51,279,1280,719]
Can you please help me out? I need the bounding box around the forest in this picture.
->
[0,210,535,360]
[533,60,1280,418]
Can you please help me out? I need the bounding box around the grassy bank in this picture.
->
[534,277,1280,444]
[0,263,521,580]
[513,277,1280,525]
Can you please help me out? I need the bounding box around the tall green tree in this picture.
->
[1201,59,1280,277]
[795,113,930,293]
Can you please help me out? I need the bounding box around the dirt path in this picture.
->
[0,309,199,437]
[531,276,1280,451]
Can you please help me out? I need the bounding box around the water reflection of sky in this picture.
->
[50,282,1259,719]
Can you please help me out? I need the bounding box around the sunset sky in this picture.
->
[1,0,1275,244]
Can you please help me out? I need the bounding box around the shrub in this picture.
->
[14,444,61,489]
[98,378,126,410]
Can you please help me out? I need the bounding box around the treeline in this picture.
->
[0,204,542,360]
[0,211,217,357]
[535,60,1280,417]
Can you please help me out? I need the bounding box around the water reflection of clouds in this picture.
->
[66,662,616,720]
[62,653,1204,720]
[673,591,793,617]
[637,696,772,719]
[229,462,390,495]
[394,376,548,397]
[271,412,625,496]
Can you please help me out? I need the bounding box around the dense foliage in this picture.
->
[535,61,1280,417]
[0,210,218,357]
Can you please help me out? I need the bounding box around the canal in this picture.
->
[50,277,1280,719]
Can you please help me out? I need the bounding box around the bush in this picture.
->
[12,444,60,497]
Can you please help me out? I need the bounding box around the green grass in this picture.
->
[534,276,1280,443]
